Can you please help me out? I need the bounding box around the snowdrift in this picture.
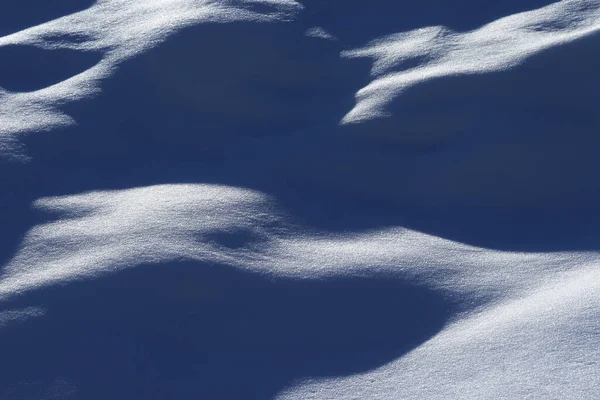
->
[0,0,599,399]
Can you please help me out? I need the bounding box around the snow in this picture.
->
[1,0,599,399]
[342,0,600,124]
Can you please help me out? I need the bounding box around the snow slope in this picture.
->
[0,0,599,399]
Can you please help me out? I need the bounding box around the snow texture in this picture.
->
[1,0,599,399]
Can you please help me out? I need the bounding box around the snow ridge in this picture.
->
[1,0,599,399]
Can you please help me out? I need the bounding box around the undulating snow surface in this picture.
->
[1,0,599,399]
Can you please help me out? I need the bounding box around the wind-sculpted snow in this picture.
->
[0,0,300,157]
[307,0,600,208]
[1,0,599,399]
[0,184,276,298]
[0,184,454,397]
[2,183,600,398]
[342,0,600,124]
[281,263,600,400]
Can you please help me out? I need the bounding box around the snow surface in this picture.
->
[1,0,599,399]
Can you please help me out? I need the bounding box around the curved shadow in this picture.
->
[0,0,96,37]
[0,261,451,399]
[0,45,103,92]
[23,20,367,166]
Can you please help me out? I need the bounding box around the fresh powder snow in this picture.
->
[0,1,599,399]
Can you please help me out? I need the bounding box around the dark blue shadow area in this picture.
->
[0,157,53,269]
[0,261,451,399]
[298,0,561,45]
[0,45,103,92]
[0,0,96,37]
[22,20,369,165]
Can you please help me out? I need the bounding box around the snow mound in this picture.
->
[1,0,599,399]
[297,0,600,208]
[0,184,274,298]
